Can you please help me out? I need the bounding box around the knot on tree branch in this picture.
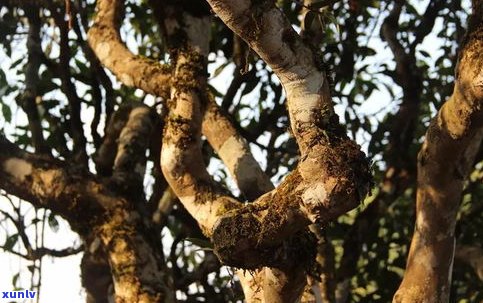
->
[212,209,317,270]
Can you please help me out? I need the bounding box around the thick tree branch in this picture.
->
[89,1,363,301]
[207,0,371,222]
[206,0,371,266]
[22,5,49,154]
[150,4,303,302]
[202,97,275,200]
[0,135,93,218]
[454,245,483,281]
[198,3,372,303]
[394,4,483,300]
[111,104,157,198]
[88,0,273,202]
[94,104,135,176]
[81,238,113,303]
[161,35,239,237]
[0,135,174,303]
[87,0,172,99]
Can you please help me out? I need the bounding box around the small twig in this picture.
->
[291,0,340,12]
[65,0,72,29]
[36,210,48,303]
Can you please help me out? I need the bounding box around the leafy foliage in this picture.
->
[0,0,481,302]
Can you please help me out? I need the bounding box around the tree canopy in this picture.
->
[0,0,481,302]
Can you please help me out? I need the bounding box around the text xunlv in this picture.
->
[2,290,37,299]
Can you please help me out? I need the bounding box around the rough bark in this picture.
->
[394,2,483,301]
[88,1,293,301]
[83,102,162,303]
[157,0,370,301]
[206,0,371,265]
[89,0,372,301]
[111,104,157,199]
[94,104,138,177]
[87,0,172,100]
[0,135,175,303]
[81,236,113,303]
[161,50,239,235]
[334,1,448,300]
[87,0,272,202]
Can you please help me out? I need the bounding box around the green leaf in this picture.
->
[48,212,59,233]
[4,234,19,250]
[0,85,8,98]
[11,272,20,288]
[212,61,229,78]
[419,50,431,58]
[304,11,316,30]
[75,58,90,76]
[27,264,35,273]
[1,102,12,122]
[9,57,24,69]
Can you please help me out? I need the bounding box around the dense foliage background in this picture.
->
[0,0,481,302]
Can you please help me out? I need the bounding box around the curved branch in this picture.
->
[455,245,483,281]
[111,104,157,198]
[0,135,174,303]
[394,4,483,301]
[0,135,92,218]
[207,0,371,223]
[89,0,273,201]
[81,238,113,303]
[22,5,49,154]
[202,97,275,200]
[148,4,306,302]
[87,0,172,99]
[94,104,135,176]
[161,46,239,236]
[206,0,372,262]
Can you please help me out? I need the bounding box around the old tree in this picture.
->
[0,0,482,302]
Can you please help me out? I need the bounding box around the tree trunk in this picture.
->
[394,2,483,301]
